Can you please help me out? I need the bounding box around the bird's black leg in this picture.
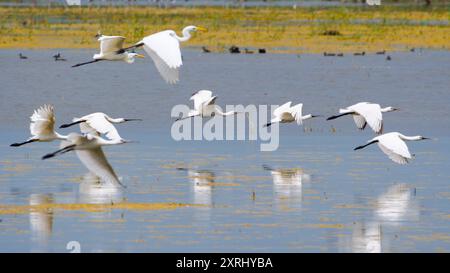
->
[60,120,86,128]
[354,140,379,151]
[42,145,76,160]
[326,112,353,120]
[10,139,38,147]
[72,59,101,68]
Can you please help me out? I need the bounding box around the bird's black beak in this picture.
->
[421,137,430,140]
[124,119,142,122]
[312,115,322,118]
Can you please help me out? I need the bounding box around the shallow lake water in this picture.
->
[0,49,449,252]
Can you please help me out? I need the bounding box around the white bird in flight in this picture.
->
[176,90,240,121]
[72,35,145,67]
[111,25,207,84]
[59,112,141,141]
[42,133,128,187]
[264,101,320,127]
[10,105,68,147]
[327,102,398,134]
[354,132,429,164]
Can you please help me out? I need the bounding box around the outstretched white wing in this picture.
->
[353,103,383,133]
[190,90,213,111]
[273,101,292,118]
[83,114,122,141]
[99,36,125,54]
[289,103,303,125]
[29,104,56,137]
[75,147,121,186]
[352,114,367,130]
[142,30,183,84]
[376,133,412,165]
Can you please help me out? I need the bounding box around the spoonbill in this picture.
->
[327,102,398,134]
[176,90,240,121]
[354,132,429,164]
[59,112,141,141]
[10,105,68,147]
[72,35,145,67]
[42,133,128,187]
[264,101,320,127]
[119,25,207,84]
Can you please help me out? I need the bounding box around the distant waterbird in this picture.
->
[264,101,320,127]
[10,105,68,147]
[258,48,266,54]
[202,46,211,53]
[72,35,145,68]
[376,50,386,55]
[53,53,67,61]
[386,55,392,61]
[354,51,366,56]
[59,112,141,142]
[354,132,429,164]
[19,53,28,59]
[327,102,398,134]
[176,90,241,121]
[229,46,240,54]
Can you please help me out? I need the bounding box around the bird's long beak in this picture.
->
[196,26,208,32]
[312,115,323,118]
[135,54,145,58]
[124,119,142,122]
[421,137,431,140]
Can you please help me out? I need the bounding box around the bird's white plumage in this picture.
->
[99,36,126,55]
[74,113,122,141]
[373,132,412,164]
[273,101,292,118]
[29,105,57,140]
[289,103,304,125]
[75,148,121,185]
[142,31,182,84]
[190,90,213,111]
[342,102,383,133]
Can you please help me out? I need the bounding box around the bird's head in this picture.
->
[125,52,145,63]
[382,106,399,112]
[184,25,208,34]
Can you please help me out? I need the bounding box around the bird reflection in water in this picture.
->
[188,170,215,206]
[263,165,311,209]
[78,172,124,205]
[344,184,419,253]
[29,193,54,252]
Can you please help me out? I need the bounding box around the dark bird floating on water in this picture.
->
[376,50,386,55]
[53,53,67,61]
[19,53,28,59]
[337,53,344,57]
[258,48,266,54]
[229,46,240,54]
[201,46,211,53]
[354,51,365,56]
[386,55,392,61]
[323,52,336,57]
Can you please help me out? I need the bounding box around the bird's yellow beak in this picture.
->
[135,54,145,58]
[196,26,208,32]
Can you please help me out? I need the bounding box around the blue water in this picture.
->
[0,49,449,252]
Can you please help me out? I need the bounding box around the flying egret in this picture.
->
[59,112,141,141]
[72,35,145,67]
[354,132,429,164]
[327,102,398,134]
[11,105,68,147]
[176,90,240,121]
[264,101,320,127]
[42,133,128,187]
[120,25,207,84]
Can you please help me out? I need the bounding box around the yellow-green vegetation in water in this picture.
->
[0,6,449,53]
[0,202,203,214]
